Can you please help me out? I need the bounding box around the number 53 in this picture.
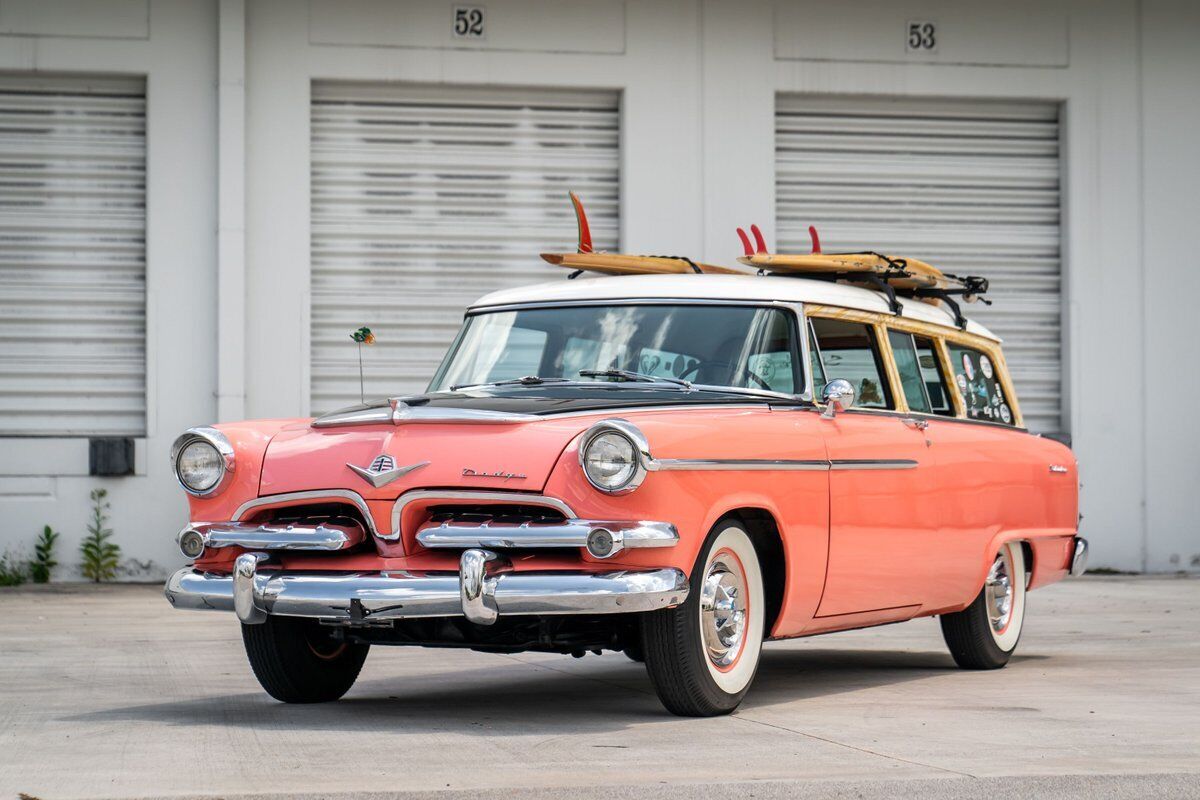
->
[907,21,936,51]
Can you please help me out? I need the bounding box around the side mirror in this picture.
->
[820,379,856,419]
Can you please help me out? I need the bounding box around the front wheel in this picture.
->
[940,541,1027,669]
[241,616,370,703]
[641,521,765,716]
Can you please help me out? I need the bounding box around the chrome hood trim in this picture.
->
[312,398,539,429]
[390,398,538,424]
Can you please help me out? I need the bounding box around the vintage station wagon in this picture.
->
[165,269,1085,717]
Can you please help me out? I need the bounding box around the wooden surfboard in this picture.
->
[542,252,748,276]
[737,252,948,290]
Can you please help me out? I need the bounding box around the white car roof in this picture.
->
[471,273,999,341]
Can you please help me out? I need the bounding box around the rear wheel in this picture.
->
[642,521,765,716]
[940,542,1026,669]
[241,616,369,703]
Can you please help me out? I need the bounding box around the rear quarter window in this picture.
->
[946,343,1015,426]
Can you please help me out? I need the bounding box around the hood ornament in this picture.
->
[347,454,429,488]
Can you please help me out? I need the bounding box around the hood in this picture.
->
[263,388,779,498]
[259,414,592,498]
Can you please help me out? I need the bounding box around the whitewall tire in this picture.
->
[940,541,1027,669]
[641,522,765,716]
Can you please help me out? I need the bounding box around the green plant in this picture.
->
[30,525,59,583]
[79,488,120,583]
[0,550,28,586]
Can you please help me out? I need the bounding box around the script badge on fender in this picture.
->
[347,454,429,489]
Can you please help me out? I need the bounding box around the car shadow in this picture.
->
[61,645,1046,733]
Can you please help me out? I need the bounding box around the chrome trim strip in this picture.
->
[311,406,392,428]
[232,490,378,537]
[416,518,678,558]
[828,459,919,470]
[165,563,690,622]
[180,521,362,553]
[652,458,829,471]
[388,490,577,542]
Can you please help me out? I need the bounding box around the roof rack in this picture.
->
[732,221,991,329]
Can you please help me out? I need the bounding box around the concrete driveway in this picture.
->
[1,576,1197,800]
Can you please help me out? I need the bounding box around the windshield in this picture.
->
[429,304,803,395]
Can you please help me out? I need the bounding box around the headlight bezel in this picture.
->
[170,427,236,497]
[578,419,651,495]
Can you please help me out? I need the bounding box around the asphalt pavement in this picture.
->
[1,576,1196,799]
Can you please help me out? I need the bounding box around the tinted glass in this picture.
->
[946,343,1015,426]
[431,305,802,394]
[809,317,892,409]
[913,336,954,416]
[887,330,931,414]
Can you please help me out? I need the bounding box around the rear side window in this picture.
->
[887,330,932,414]
[913,336,954,416]
[810,317,892,409]
[946,343,1015,426]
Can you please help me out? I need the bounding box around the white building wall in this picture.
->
[1141,0,1200,572]
[0,0,1194,577]
[0,0,217,580]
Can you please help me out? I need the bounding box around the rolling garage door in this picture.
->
[310,82,620,413]
[0,75,147,436]
[776,96,1063,433]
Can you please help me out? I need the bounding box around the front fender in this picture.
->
[180,419,303,522]
[541,408,830,637]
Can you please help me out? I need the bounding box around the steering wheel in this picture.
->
[677,360,771,391]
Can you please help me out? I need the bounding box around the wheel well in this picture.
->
[720,508,786,637]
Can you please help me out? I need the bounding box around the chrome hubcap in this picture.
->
[985,551,1014,633]
[700,554,747,668]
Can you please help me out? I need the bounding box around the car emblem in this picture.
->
[462,467,527,481]
[347,454,429,488]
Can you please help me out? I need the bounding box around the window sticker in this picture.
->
[948,343,1015,427]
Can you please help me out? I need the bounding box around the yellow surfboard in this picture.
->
[737,252,948,290]
[542,252,747,276]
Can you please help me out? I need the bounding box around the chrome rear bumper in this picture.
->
[164,549,689,626]
[1070,536,1089,576]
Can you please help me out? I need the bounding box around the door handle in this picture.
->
[902,417,929,431]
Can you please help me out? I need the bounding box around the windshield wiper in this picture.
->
[450,375,570,391]
[578,369,693,390]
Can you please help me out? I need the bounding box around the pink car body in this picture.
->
[165,274,1084,715]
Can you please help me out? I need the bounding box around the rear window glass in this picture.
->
[946,343,1015,426]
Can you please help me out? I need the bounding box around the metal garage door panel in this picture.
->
[776,96,1063,432]
[0,75,146,436]
[310,82,620,414]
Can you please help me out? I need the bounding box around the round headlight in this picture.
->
[178,441,223,493]
[579,420,650,495]
[170,427,235,497]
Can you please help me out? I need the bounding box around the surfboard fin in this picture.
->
[569,191,593,254]
[808,225,821,254]
[736,228,753,257]
[750,224,768,254]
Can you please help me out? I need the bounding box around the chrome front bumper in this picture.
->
[164,549,689,626]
